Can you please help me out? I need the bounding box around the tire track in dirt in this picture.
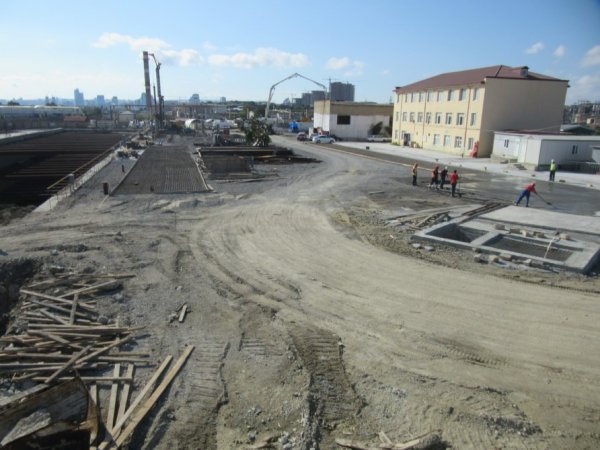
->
[157,339,230,449]
[289,327,360,448]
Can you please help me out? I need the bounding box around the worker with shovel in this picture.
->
[515,181,538,207]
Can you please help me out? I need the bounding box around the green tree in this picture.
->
[369,121,383,135]
[244,118,271,146]
[7,100,20,106]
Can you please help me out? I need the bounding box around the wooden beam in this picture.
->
[20,289,96,313]
[106,364,121,431]
[178,304,188,323]
[69,293,79,325]
[114,346,194,447]
[110,355,173,437]
[44,345,92,384]
[117,364,135,424]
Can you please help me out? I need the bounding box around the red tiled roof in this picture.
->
[394,65,567,93]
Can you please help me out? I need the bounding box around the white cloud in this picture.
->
[207,48,308,69]
[327,57,350,70]
[567,72,600,102]
[553,45,566,58]
[382,69,391,76]
[203,41,217,51]
[525,42,544,54]
[327,56,364,77]
[93,32,169,52]
[161,49,204,66]
[344,61,365,77]
[581,45,600,67]
[93,32,203,66]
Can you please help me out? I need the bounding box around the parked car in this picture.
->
[296,132,307,141]
[367,135,391,142]
[328,134,343,141]
[312,135,336,144]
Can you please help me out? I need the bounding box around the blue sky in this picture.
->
[1,0,599,104]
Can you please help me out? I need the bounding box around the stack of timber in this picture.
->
[0,273,194,449]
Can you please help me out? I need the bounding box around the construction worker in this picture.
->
[411,163,418,186]
[549,159,557,182]
[440,166,448,189]
[515,182,538,207]
[429,165,439,189]
[450,170,459,197]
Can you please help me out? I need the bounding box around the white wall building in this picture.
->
[313,100,392,140]
[492,131,600,168]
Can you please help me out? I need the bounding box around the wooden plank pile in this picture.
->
[0,273,194,449]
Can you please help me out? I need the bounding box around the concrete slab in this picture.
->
[413,206,600,273]
[480,206,600,236]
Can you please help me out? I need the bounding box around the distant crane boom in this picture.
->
[149,53,164,128]
[265,73,327,119]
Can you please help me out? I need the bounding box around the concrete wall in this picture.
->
[314,100,392,139]
[481,78,567,157]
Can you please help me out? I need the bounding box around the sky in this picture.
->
[1,0,599,105]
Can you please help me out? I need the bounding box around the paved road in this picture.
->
[278,136,600,216]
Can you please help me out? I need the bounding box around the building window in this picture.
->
[459,88,466,101]
[427,91,433,102]
[409,112,415,122]
[445,113,452,125]
[473,88,479,101]
[417,112,423,123]
[504,139,509,148]
[444,135,451,146]
[437,91,443,102]
[337,115,351,125]
[467,137,474,150]
[572,145,578,154]
[470,113,477,126]
[433,134,440,145]
[455,136,463,148]
[435,113,442,124]
[447,89,454,101]
[395,112,399,121]
[410,92,415,103]
[425,112,432,124]
[402,112,407,121]
[457,113,465,125]
[418,92,424,102]
[396,94,400,104]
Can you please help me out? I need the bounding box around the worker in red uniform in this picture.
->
[515,182,538,207]
[449,170,459,197]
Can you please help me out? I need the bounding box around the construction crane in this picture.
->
[265,73,327,119]
[149,53,164,128]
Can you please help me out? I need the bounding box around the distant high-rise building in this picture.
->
[189,93,201,103]
[96,95,105,107]
[311,90,326,105]
[220,97,226,103]
[301,93,312,107]
[74,89,84,107]
[330,82,355,102]
[111,96,119,106]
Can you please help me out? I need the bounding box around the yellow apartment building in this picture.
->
[392,65,569,157]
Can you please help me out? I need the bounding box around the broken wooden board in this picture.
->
[0,378,94,448]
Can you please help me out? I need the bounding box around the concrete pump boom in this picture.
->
[265,73,327,119]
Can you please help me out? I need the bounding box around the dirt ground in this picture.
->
[1,134,599,449]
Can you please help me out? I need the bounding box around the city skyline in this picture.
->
[2,0,600,105]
